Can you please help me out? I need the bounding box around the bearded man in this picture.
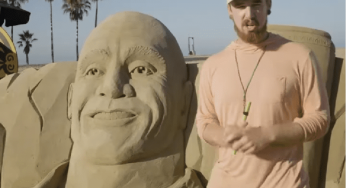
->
[196,0,330,187]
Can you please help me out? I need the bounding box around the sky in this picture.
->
[3,0,345,65]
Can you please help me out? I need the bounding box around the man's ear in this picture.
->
[67,83,73,120]
[266,0,272,14]
[180,80,193,130]
[227,3,233,19]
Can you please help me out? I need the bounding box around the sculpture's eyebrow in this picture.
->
[78,49,110,73]
[125,46,165,65]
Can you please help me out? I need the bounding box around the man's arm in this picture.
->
[196,61,248,148]
[292,51,330,142]
[195,61,225,147]
[263,122,305,146]
[268,51,330,146]
[201,123,225,147]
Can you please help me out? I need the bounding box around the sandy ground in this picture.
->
[336,48,345,59]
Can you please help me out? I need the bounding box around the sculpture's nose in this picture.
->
[97,67,135,99]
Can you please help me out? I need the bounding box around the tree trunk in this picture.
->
[76,19,78,61]
[95,0,98,28]
[50,1,54,63]
[11,26,13,41]
[10,0,14,41]
[26,53,29,65]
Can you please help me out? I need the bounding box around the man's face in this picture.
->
[228,0,270,44]
[68,12,189,165]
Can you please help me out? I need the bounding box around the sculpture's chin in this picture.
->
[82,141,146,165]
[78,124,148,165]
[76,111,157,165]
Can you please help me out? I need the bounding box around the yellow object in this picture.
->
[234,102,252,155]
[243,102,252,121]
[0,27,18,79]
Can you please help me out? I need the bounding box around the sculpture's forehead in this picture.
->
[101,12,166,32]
[80,12,171,58]
[92,12,167,43]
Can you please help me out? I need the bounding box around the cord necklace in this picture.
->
[234,45,267,116]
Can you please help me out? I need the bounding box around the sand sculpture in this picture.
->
[0,62,75,188]
[0,11,203,188]
[64,11,203,188]
[323,49,345,188]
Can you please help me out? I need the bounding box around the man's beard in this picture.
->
[234,19,268,44]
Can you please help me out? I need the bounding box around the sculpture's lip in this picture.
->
[87,109,138,120]
[84,109,138,127]
[85,115,138,127]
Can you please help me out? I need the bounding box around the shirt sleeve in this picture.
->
[195,61,220,142]
[293,51,330,142]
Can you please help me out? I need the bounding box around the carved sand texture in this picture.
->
[185,62,216,187]
[0,62,75,188]
[323,48,345,188]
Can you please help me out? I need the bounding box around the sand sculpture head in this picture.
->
[67,11,192,165]
[227,0,272,44]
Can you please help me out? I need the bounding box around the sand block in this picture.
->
[0,62,76,188]
[185,62,216,187]
[324,49,345,188]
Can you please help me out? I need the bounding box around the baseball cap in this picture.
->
[227,0,233,4]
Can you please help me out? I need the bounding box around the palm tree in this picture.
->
[7,0,28,41]
[17,30,37,65]
[91,0,102,28]
[62,0,91,61]
[45,0,54,63]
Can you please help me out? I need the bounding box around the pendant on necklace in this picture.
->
[243,94,247,115]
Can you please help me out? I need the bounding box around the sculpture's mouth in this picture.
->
[92,111,136,120]
[85,110,138,127]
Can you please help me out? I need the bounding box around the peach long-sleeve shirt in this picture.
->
[196,33,330,188]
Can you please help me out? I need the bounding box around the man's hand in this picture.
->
[223,121,274,154]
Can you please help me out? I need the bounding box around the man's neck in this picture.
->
[65,134,185,188]
[237,31,270,46]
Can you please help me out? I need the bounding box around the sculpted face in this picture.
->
[228,0,270,44]
[68,12,191,165]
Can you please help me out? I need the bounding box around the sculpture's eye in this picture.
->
[130,66,154,76]
[86,68,101,76]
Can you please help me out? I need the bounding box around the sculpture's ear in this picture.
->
[180,80,193,130]
[67,83,73,120]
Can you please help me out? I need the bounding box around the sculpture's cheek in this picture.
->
[79,111,151,165]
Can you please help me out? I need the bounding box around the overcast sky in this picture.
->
[3,0,345,65]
